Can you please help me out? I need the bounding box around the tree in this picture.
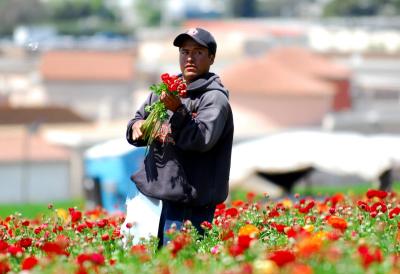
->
[231,0,257,17]
[134,0,161,26]
[0,0,47,36]
[323,0,400,16]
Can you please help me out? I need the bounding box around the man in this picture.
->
[126,27,234,246]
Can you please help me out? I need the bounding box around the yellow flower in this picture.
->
[253,259,279,274]
[56,208,68,222]
[238,224,260,238]
[282,199,293,208]
[303,224,314,233]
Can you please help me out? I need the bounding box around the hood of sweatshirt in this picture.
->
[183,73,229,98]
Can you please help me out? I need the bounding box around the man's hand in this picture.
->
[160,91,182,112]
[131,120,145,141]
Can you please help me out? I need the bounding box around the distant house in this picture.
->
[221,55,335,139]
[265,46,352,111]
[322,54,400,134]
[0,48,45,107]
[0,106,89,203]
[0,105,88,125]
[0,126,72,203]
[40,50,137,121]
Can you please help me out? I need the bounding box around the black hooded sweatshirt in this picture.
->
[126,72,234,206]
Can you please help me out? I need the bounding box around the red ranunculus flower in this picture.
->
[389,207,400,219]
[18,238,33,248]
[141,73,187,147]
[357,201,370,212]
[366,189,388,199]
[268,250,296,267]
[21,256,39,270]
[370,201,387,213]
[69,208,82,223]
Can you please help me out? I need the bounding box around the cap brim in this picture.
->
[173,33,208,48]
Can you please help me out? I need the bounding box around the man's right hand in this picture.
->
[131,120,145,141]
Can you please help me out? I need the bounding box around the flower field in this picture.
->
[1,189,399,274]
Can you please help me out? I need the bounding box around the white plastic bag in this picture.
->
[121,191,163,245]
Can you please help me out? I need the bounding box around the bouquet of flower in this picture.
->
[141,73,187,146]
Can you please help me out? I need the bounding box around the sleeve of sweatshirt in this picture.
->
[169,90,229,152]
[126,93,154,147]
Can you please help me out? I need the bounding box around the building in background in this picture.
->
[40,49,137,121]
[0,106,88,203]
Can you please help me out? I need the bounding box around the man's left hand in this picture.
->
[160,91,182,112]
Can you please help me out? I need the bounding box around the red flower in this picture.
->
[228,243,245,257]
[97,219,108,228]
[69,208,82,223]
[77,253,91,265]
[366,189,388,199]
[330,193,344,207]
[214,203,226,217]
[101,233,110,241]
[238,235,253,249]
[42,242,68,256]
[169,233,191,257]
[298,201,315,214]
[8,245,23,256]
[370,201,387,213]
[18,237,33,248]
[268,250,296,267]
[358,244,382,269]
[268,209,280,218]
[221,229,234,241]
[90,253,105,265]
[246,192,256,202]
[76,223,88,233]
[131,244,147,254]
[389,207,400,219]
[270,222,286,233]
[21,220,30,226]
[130,244,149,262]
[0,240,9,253]
[200,221,213,230]
[357,201,370,212]
[21,256,39,270]
[0,261,10,274]
[225,208,239,218]
[77,253,105,265]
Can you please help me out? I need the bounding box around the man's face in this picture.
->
[179,38,215,83]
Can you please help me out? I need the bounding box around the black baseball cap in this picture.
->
[173,28,217,55]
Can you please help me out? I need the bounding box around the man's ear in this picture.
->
[209,54,215,65]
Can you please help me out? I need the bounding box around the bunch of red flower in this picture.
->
[141,73,187,147]
[160,73,187,97]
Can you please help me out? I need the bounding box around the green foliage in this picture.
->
[0,198,84,218]
[135,0,161,26]
[48,0,117,22]
[323,0,400,16]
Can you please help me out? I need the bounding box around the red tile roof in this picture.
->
[266,46,351,80]
[0,128,71,162]
[221,56,334,96]
[40,50,135,81]
[0,106,88,125]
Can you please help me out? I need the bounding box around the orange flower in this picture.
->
[231,200,245,207]
[296,234,323,256]
[238,224,260,238]
[290,263,313,274]
[327,216,347,231]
